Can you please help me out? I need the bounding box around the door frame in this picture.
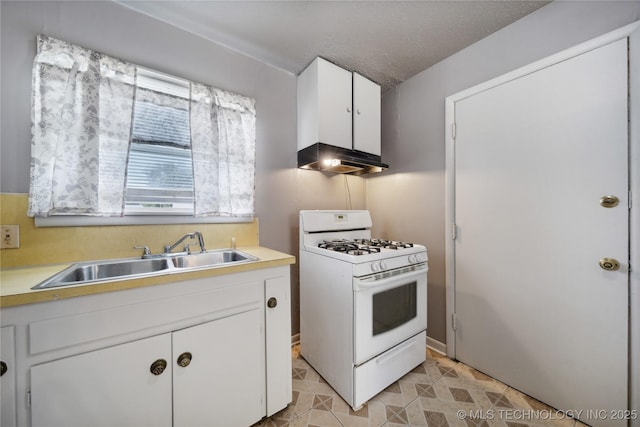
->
[445,20,640,419]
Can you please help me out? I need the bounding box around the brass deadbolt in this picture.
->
[599,258,620,271]
[600,195,620,208]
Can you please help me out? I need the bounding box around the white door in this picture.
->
[172,309,265,427]
[452,38,628,425]
[31,334,173,427]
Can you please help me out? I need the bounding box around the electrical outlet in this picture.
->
[1,225,20,249]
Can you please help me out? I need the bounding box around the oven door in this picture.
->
[353,263,427,365]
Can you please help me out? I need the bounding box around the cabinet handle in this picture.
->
[177,352,192,368]
[346,107,351,113]
[150,359,167,376]
[0,361,7,377]
[267,297,278,308]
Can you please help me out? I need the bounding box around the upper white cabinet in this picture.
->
[297,57,381,155]
[352,73,381,156]
[298,57,352,151]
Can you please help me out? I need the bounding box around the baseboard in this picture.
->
[291,333,300,347]
[426,336,447,355]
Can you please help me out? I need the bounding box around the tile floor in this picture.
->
[256,346,589,427]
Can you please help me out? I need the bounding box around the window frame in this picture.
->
[30,37,256,226]
[124,68,196,215]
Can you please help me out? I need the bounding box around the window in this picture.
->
[28,35,256,224]
[125,69,194,215]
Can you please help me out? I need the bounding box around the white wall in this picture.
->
[0,0,367,335]
[370,0,640,344]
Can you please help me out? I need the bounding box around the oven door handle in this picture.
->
[354,264,427,291]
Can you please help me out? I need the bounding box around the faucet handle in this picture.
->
[134,245,151,257]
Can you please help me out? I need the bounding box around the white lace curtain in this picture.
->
[28,35,256,218]
[190,84,256,216]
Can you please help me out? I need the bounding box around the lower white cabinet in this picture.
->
[31,309,264,427]
[172,309,264,426]
[265,277,292,416]
[1,265,291,427]
[31,334,173,427]
[1,326,17,427]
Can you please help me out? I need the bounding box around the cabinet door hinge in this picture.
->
[629,191,632,210]
[451,123,457,140]
[451,313,458,331]
[451,223,457,240]
[27,390,31,408]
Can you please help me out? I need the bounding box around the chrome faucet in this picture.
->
[164,231,206,254]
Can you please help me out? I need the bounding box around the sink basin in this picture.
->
[171,250,255,269]
[32,249,258,289]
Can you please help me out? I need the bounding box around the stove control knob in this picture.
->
[380,261,388,270]
[371,262,379,272]
[408,255,416,263]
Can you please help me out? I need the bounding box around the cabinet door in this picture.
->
[172,308,265,427]
[1,326,16,427]
[353,73,381,155]
[317,58,353,150]
[265,276,292,416]
[299,57,353,150]
[31,334,172,427]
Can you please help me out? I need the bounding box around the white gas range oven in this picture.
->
[299,210,428,410]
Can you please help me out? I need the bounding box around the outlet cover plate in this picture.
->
[1,225,20,249]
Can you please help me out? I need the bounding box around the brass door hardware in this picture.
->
[600,195,620,208]
[177,352,192,368]
[150,359,167,375]
[599,258,620,271]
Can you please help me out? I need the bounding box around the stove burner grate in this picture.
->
[355,239,414,250]
[318,239,414,255]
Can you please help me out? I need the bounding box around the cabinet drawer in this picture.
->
[29,279,261,355]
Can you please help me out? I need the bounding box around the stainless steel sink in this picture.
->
[171,250,255,269]
[32,249,258,289]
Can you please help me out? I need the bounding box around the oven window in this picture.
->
[372,282,417,336]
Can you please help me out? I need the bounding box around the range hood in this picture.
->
[297,143,388,176]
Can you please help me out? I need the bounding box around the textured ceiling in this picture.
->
[118,0,549,90]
